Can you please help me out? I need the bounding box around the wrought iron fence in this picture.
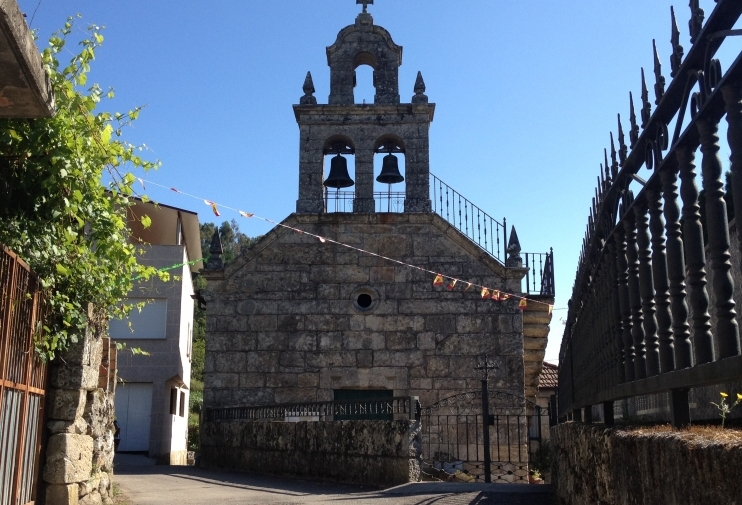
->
[323,190,406,213]
[420,390,549,484]
[431,174,507,264]
[205,396,419,422]
[559,0,742,427]
[0,244,48,505]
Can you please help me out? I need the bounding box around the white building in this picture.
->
[109,200,202,464]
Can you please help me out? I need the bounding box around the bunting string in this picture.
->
[135,179,554,310]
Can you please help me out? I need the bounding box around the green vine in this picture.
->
[0,17,164,360]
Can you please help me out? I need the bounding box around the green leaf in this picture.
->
[140,215,152,229]
[56,264,69,276]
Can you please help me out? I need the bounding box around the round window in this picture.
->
[351,286,380,313]
[357,293,373,308]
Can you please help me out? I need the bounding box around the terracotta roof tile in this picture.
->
[538,362,559,389]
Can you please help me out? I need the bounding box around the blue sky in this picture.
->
[20,0,742,363]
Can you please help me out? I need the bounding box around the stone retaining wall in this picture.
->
[201,419,422,486]
[551,422,742,505]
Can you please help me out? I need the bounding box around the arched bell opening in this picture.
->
[322,136,356,213]
[373,136,406,213]
[353,52,378,105]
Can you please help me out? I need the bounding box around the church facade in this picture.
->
[201,5,552,414]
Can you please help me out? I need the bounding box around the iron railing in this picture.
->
[431,174,507,264]
[559,0,742,427]
[323,190,406,213]
[321,176,555,296]
[0,243,48,505]
[524,251,555,297]
[205,396,419,422]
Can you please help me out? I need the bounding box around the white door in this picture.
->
[115,383,153,452]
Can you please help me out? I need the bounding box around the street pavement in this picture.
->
[113,454,555,505]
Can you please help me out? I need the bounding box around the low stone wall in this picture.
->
[43,310,116,505]
[201,419,422,486]
[551,422,742,505]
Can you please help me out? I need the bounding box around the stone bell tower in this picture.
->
[294,0,435,214]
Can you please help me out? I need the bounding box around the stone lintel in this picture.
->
[293,103,435,123]
[0,0,54,117]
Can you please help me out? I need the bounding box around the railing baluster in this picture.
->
[660,166,692,369]
[647,186,674,373]
[608,240,625,384]
[635,200,659,376]
[724,85,742,327]
[698,115,741,359]
[624,212,646,379]
[678,145,714,364]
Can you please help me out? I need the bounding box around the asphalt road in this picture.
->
[113,455,555,505]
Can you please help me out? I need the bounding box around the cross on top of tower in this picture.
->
[357,0,373,13]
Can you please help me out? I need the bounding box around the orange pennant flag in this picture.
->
[239,211,254,218]
[519,299,528,310]
[500,293,511,301]
[548,305,553,315]
[481,288,491,299]
[447,279,457,291]
[433,274,444,286]
[464,282,473,292]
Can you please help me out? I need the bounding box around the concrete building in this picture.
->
[110,200,202,465]
[201,4,553,413]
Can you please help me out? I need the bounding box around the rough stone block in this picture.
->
[416,332,436,350]
[43,434,94,484]
[45,483,79,505]
[343,332,385,350]
[78,490,102,505]
[50,365,99,391]
[48,389,87,421]
[357,350,373,368]
[48,418,88,435]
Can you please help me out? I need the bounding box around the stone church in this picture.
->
[201,3,553,412]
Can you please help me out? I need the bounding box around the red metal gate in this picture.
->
[0,244,48,505]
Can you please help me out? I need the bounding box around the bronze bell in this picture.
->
[323,154,354,188]
[376,154,404,184]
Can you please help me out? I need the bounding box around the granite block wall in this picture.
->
[202,212,530,411]
[201,419,422,486]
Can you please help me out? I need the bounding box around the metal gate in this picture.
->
[420,390,548,483]
[0,244,48,505]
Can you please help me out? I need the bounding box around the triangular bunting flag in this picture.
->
[239,211,254,218]
[137,178,146,190]
[204,200,220,217]
[491,290,500,301]
[433,274,444,286]
[318,236,327,243]
[463,282,473,292]
[481,288,491,299]
[548,305,553,315]
[447,279,457,291]
[500,293,511,301]
[518,299,528,310]
[170,187,179,193]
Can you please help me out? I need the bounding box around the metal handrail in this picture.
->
[431,173,507,263]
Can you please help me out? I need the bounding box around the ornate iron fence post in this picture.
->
[475,354,498,484]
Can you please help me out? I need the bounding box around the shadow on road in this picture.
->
[113,454,555,505]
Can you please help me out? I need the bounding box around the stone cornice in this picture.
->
[293,103,435,123]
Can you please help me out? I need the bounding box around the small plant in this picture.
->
[710,392,742,428]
